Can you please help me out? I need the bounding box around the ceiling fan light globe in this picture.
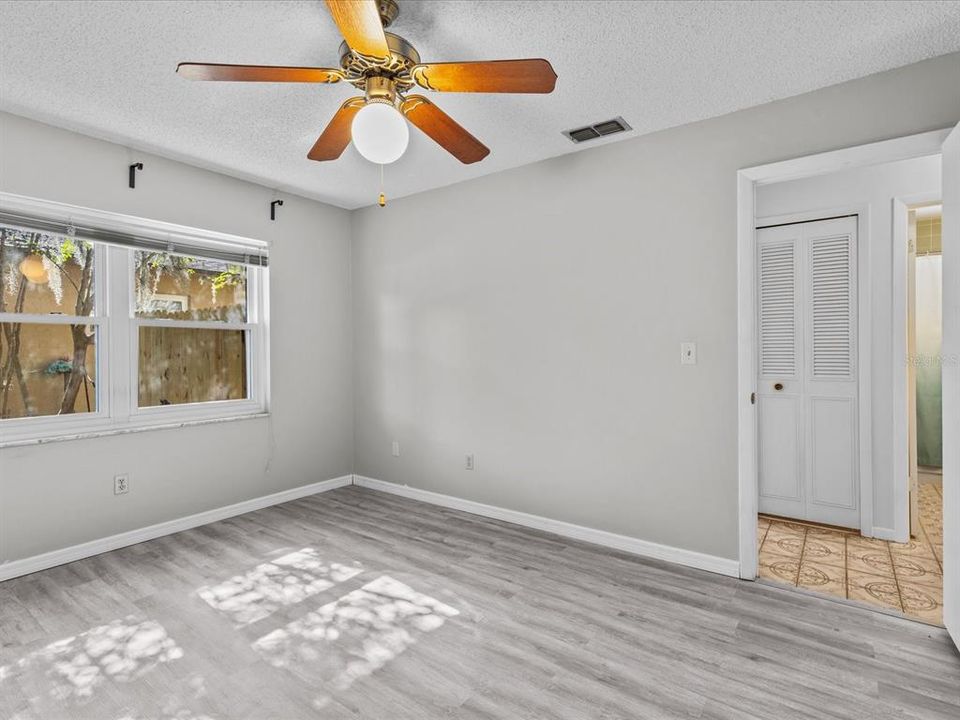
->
[351,102,409,165]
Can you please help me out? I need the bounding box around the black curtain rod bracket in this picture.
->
[128,163,143,189]
[270,199,284,221]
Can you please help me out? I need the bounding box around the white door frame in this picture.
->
[737,128,952,580]
[893,192,943,545]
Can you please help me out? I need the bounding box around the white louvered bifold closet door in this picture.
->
[757,227,804,521]
[758,216,859,528]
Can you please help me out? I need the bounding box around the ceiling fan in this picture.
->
[177,0,557,167]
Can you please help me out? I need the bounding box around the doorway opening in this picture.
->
[737,128,957,633]
[904,202,945,621]
[751,202,941,623]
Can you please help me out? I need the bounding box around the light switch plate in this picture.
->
[680,342,697,365]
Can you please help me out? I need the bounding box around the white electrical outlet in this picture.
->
[114,474,129,495]
[392,440,400,457]
[465,454,475,471]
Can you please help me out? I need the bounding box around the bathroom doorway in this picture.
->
[906,202,945,603]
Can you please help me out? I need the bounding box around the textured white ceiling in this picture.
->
[2,1,960,209]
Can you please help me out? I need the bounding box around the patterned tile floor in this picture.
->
[758,480,944,624]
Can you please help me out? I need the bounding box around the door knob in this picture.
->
[774,382,784,391]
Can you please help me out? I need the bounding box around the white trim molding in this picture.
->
[748,129,952,186]
[0,475,352,582]
[353,475,740,578]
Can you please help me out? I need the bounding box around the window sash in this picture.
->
[0,201,269,445]
[0,324,111,433]
[0,241,109,430]
[0,238,108,320]
[131,248,252,324]
[127,248,262,414]
[130,326,256,415]
[124,254,266,422]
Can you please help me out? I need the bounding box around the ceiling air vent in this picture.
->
[563,117,632,143]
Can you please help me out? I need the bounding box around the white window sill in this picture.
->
[0,412,269,450]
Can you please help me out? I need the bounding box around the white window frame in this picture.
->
[0,193,270,446]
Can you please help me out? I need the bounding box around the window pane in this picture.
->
[134,251,247,322]
[0,322,97,419]
[1,225,96,316]
[138,326,247,407]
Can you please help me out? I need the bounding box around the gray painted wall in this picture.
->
[0,112,354,562]
[351,53,960,561]
[2,52,959,569]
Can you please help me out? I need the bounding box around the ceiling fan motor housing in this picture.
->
[338,32,420,92]
[364,76,399,105]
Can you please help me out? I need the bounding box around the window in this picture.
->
[134,252,250,408]
[0,196,268,444]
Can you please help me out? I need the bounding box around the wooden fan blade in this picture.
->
[177,63,344,83]
[307,98,365,161]
[400,96,489,164]
[411,59,557,93]
[324,0,390,59]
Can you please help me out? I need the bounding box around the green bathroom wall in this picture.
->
[915,253,942,467]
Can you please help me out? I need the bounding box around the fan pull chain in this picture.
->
[378,164,386,207]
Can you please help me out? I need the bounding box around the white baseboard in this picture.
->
[2,473,741,583]
[353,475,740,578]
[0,475,353,582]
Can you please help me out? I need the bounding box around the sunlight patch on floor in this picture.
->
[253,575,459,706]
[0,617,182,701]
[197,548,363,627]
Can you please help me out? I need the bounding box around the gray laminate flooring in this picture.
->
[1,485,958,720]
